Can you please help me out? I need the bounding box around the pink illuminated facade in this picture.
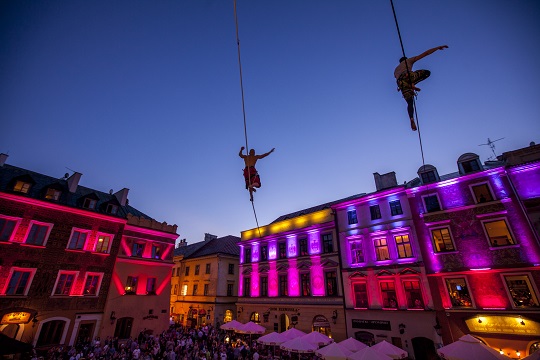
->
[0,154,178,350]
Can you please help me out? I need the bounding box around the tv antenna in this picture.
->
[479,137,504,160]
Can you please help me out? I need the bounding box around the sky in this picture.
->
[1,0,539,245]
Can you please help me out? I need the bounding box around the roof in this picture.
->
[176,235,241,259]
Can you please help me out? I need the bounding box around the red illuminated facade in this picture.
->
[0,154,178,350]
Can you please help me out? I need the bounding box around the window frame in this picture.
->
[299,237,308,256]
[203,283,209,296]
[379,281,398,309]
[227,283,234,297]
[278,274,288,297]
[322,233,334,253]
[125,276,138,295]
[260,276,268,297]
[260,245,268,261]
[205,263,211,274]
[45,188,61,201]
[444,276,475,308]
[181,284,188,296]
[83,272,103,296]
[501,273,540,308]
[349,239,364,265]
[374,237,390,261]
[82,198,97,210]
[228,264,234,275]
[394,233,413,259]
[0,215,21,242]
[430,226,457,253]
[195,265,200,275]
[420,170,437,184]
[347,209,358,225]
[422,193,442,213]
[389,200,403,216]
[402,279,424,309]
[325,271,338,296]
[67,228,91,251]
[481,218,516,248]
[185,266,190,276]
[243,277,251,297]
[192,284,198,296]
[245,247,252,263]
[24,220,53,247]
[278,242,286,259]
[2,267,37,296]
[146,277,157,295]
[353,282,369,309]
[370,205,382,220]
[469,182,495,204]
[52,271,79,296]
[13,180,31,194]
[94,233,113,254]
[300,273,311,297]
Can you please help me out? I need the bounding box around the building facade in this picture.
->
[0,154,177,350]
[170,234,240,329]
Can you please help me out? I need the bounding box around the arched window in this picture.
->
[224,310,233,323]
[37,320,66,347]
[114,317,133,339]
[250,312,260,323]
[529,342,540,355]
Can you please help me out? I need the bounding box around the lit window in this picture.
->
[325,272,337,296]
[13,180,31,194]
[347,210,358,225]
[353,283,368,308]
[380,282,397,308]
[504,275,539,308]
[68,229,89,250]
[151,245,161,259]
[322,233,334,253]
[132,242,144,257]
[260,277,268,297]
[423,194,441,213]
[395,235,413,258]
[224,310,233,323]
[250,312,260,323]
[374,238,389,261]
[243,277,250,297]
[181,284,188,296]
[146,278,156,295]
[4,269,35,295]
[203,284,209,296]
[471,183,494,203]
[83,274,101,296]
[279,275,288,296]
[370,205,381,220]
[389,200,403,216]
[25,222,52,246]
[195,265,200,275]
[45,188,61,201]
[431,227,455,252]
[53,272,76,296]
[95,235,111,253]
[125,276,138,295]
[205,263,211,274]
[483,219,515,247]
[301,273,310,296]
[445,278,473,307]
[350,241,364,264]
[228,264,234,275]
[192,284,198,296]
[0,216,19,242]
[403,280,424,309]
[299,238,308,256]
[106,204,118,214]
[83,198,96,209]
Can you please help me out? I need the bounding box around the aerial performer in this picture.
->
[239,146,275,201]
[395,45,448,131]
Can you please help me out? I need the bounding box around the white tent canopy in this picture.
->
[236,321,265,334]
[437,334,510,360]
[281,327,307,340]
[347,347,393,360]
[220,320,243,331]
[315,342,353,360]
[257,332,287,345]
[280,336,318,354]
[300,331,334,346]
[338,337,368,352]
[371,340,408,359]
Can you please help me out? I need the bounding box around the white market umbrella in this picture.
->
[371,340,408,359]
[301,331,334,346]
[348,347,393,360]
[315,342,353,360]
[257,332,287,345]
[437,334,510,360]
[339,337,368,352]
[236,321,266,334]
[280,337,318,354]
[220,320,243,331]
[281,327,307,340]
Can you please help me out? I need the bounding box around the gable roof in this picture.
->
[177,235,241,259]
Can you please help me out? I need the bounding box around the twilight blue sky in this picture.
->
[1,1,539,244]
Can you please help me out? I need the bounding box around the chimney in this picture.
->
[177,239,187,248]
[114,188,129,206]
[67,172,82,193]
[373,171,398,191]
[204,233,217,242]
[0,153,8,167]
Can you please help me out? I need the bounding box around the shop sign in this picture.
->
[352,319,391,331]
[465,316,540,335]
[1,312,32,324]
[268,307,299,312]
[313,315,330,327]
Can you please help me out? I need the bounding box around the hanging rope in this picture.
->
[233,0,262,237]
[389,0,426,171]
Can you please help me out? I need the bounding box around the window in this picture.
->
[278,242,286,259]
[420,171,437,184]
[5,269,34,295]
[67,230,89,250]
[13,180,31,194]
[83,274,101,296]
[227,283,234,297]
[83,198,96,209]
[389,200,403,216]
[350,241,364,264]
[205,263,211,274]
[325,272,337,296]
[0,217,18,242]
[132,242,144,257]
[353,283,368,308]
[403,280,424,309]
[445,278,473,307]
[53,272,76,295]
[483,219,515,247]
[228,264,234,275]
[224,310,233,323]
[260,277,268,297]
[203,284,209,296]
[301,273,311,296]
[244,248,252,263]
[192,284,198,296]
[181,284,188,296]
[260,245,268,261]
[195,265,200,275]
[395,235,413,258]
[279,275,288,296]
[471,183,494,203]
[95,235,111,253]
[106,204,118,214]
[423,194,441,212]
[114,317,133,340]
[347,210,358,225]
[146,278,156,295]
[45,188,61,201]
[25,222,51,246]
[185,266,190,276]
[173,284,178,295]
[37,320,65,347]
[250,312,260,323]
[374,238,389,261]
[461,159,481,173]
[322,233,333,253]
[299,238,308,256]
[370,205,381,220]
[243,277,251,297]
[380,282,397,308]
[125,276,138,295]
[151,245,161,259]
[431,227,455,252]
[504,275,539,308]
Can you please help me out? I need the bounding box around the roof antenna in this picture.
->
[479,137,504,160]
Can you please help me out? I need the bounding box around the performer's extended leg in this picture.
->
[406,97,417,131]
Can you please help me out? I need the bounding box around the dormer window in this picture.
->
[106,204,118,215]
[83,198,96,209]
[14,180,31,194]
[45,188,61,201]
[418,165,440,184]
[458,153,482,175]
